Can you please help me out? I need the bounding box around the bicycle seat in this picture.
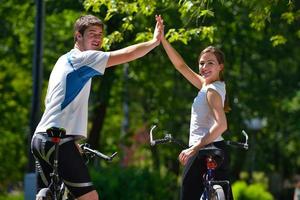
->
[197,144,224,168]
[46,127,66,138]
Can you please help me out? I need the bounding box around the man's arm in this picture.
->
[106,16,162,67]
[106,40,159,67]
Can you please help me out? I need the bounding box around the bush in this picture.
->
[0,192,24,200]
[232,181,274,200]
[90,166,179,200]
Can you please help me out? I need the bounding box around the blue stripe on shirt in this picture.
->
[61,66,102,110]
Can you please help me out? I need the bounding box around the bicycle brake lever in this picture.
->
[80,143,90,150]
[165,133,172,140]
[107,152,118,161]
[242,130,249,146]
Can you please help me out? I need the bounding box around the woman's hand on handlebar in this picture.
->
[179,147,197,165]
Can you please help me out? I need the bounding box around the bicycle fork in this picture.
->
[202,156,216,200]
[202,156,230,200]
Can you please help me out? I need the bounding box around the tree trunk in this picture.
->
[87,67,116,149]
[88,103,107,149]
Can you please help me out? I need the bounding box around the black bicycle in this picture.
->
[149,125,248,200]
[36,127,117,200]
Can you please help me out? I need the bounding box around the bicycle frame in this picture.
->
[149,125,249,200]
[47,127,66,200]
[36,127,117,200]
[201,155,229,200]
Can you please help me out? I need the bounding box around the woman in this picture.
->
[157,16,233,200]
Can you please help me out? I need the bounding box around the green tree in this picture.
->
[0,1,299,199]
[0,0,34,192]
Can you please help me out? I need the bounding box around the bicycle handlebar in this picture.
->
[149,125,249,150]
[225,130,248,150]
[225,141,248,150]
[150,125,188,148]
[80,143,118,162]
[151,138,171,145]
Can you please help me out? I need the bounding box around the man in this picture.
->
[31,14,163,200]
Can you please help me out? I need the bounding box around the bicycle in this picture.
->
[149,125,249,200]
[35,127,118,200]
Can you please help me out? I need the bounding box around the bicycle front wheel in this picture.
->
[211,185,226,200]
[36,188,53,200]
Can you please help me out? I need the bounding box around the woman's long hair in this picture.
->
[199,46,231,112]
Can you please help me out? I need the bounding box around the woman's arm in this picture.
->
[193,89,227,149]
[161,37,203,89]
[179,89,227,165]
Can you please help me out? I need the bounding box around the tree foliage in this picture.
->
[0,0,299,198]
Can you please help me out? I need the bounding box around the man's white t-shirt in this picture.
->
[35,48,110,138]
[189,81,226,146]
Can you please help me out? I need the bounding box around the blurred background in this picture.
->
[0,0,299,199]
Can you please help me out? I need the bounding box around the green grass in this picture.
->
[0,192,24,200]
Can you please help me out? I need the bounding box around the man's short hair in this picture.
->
[74,15,104,41]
